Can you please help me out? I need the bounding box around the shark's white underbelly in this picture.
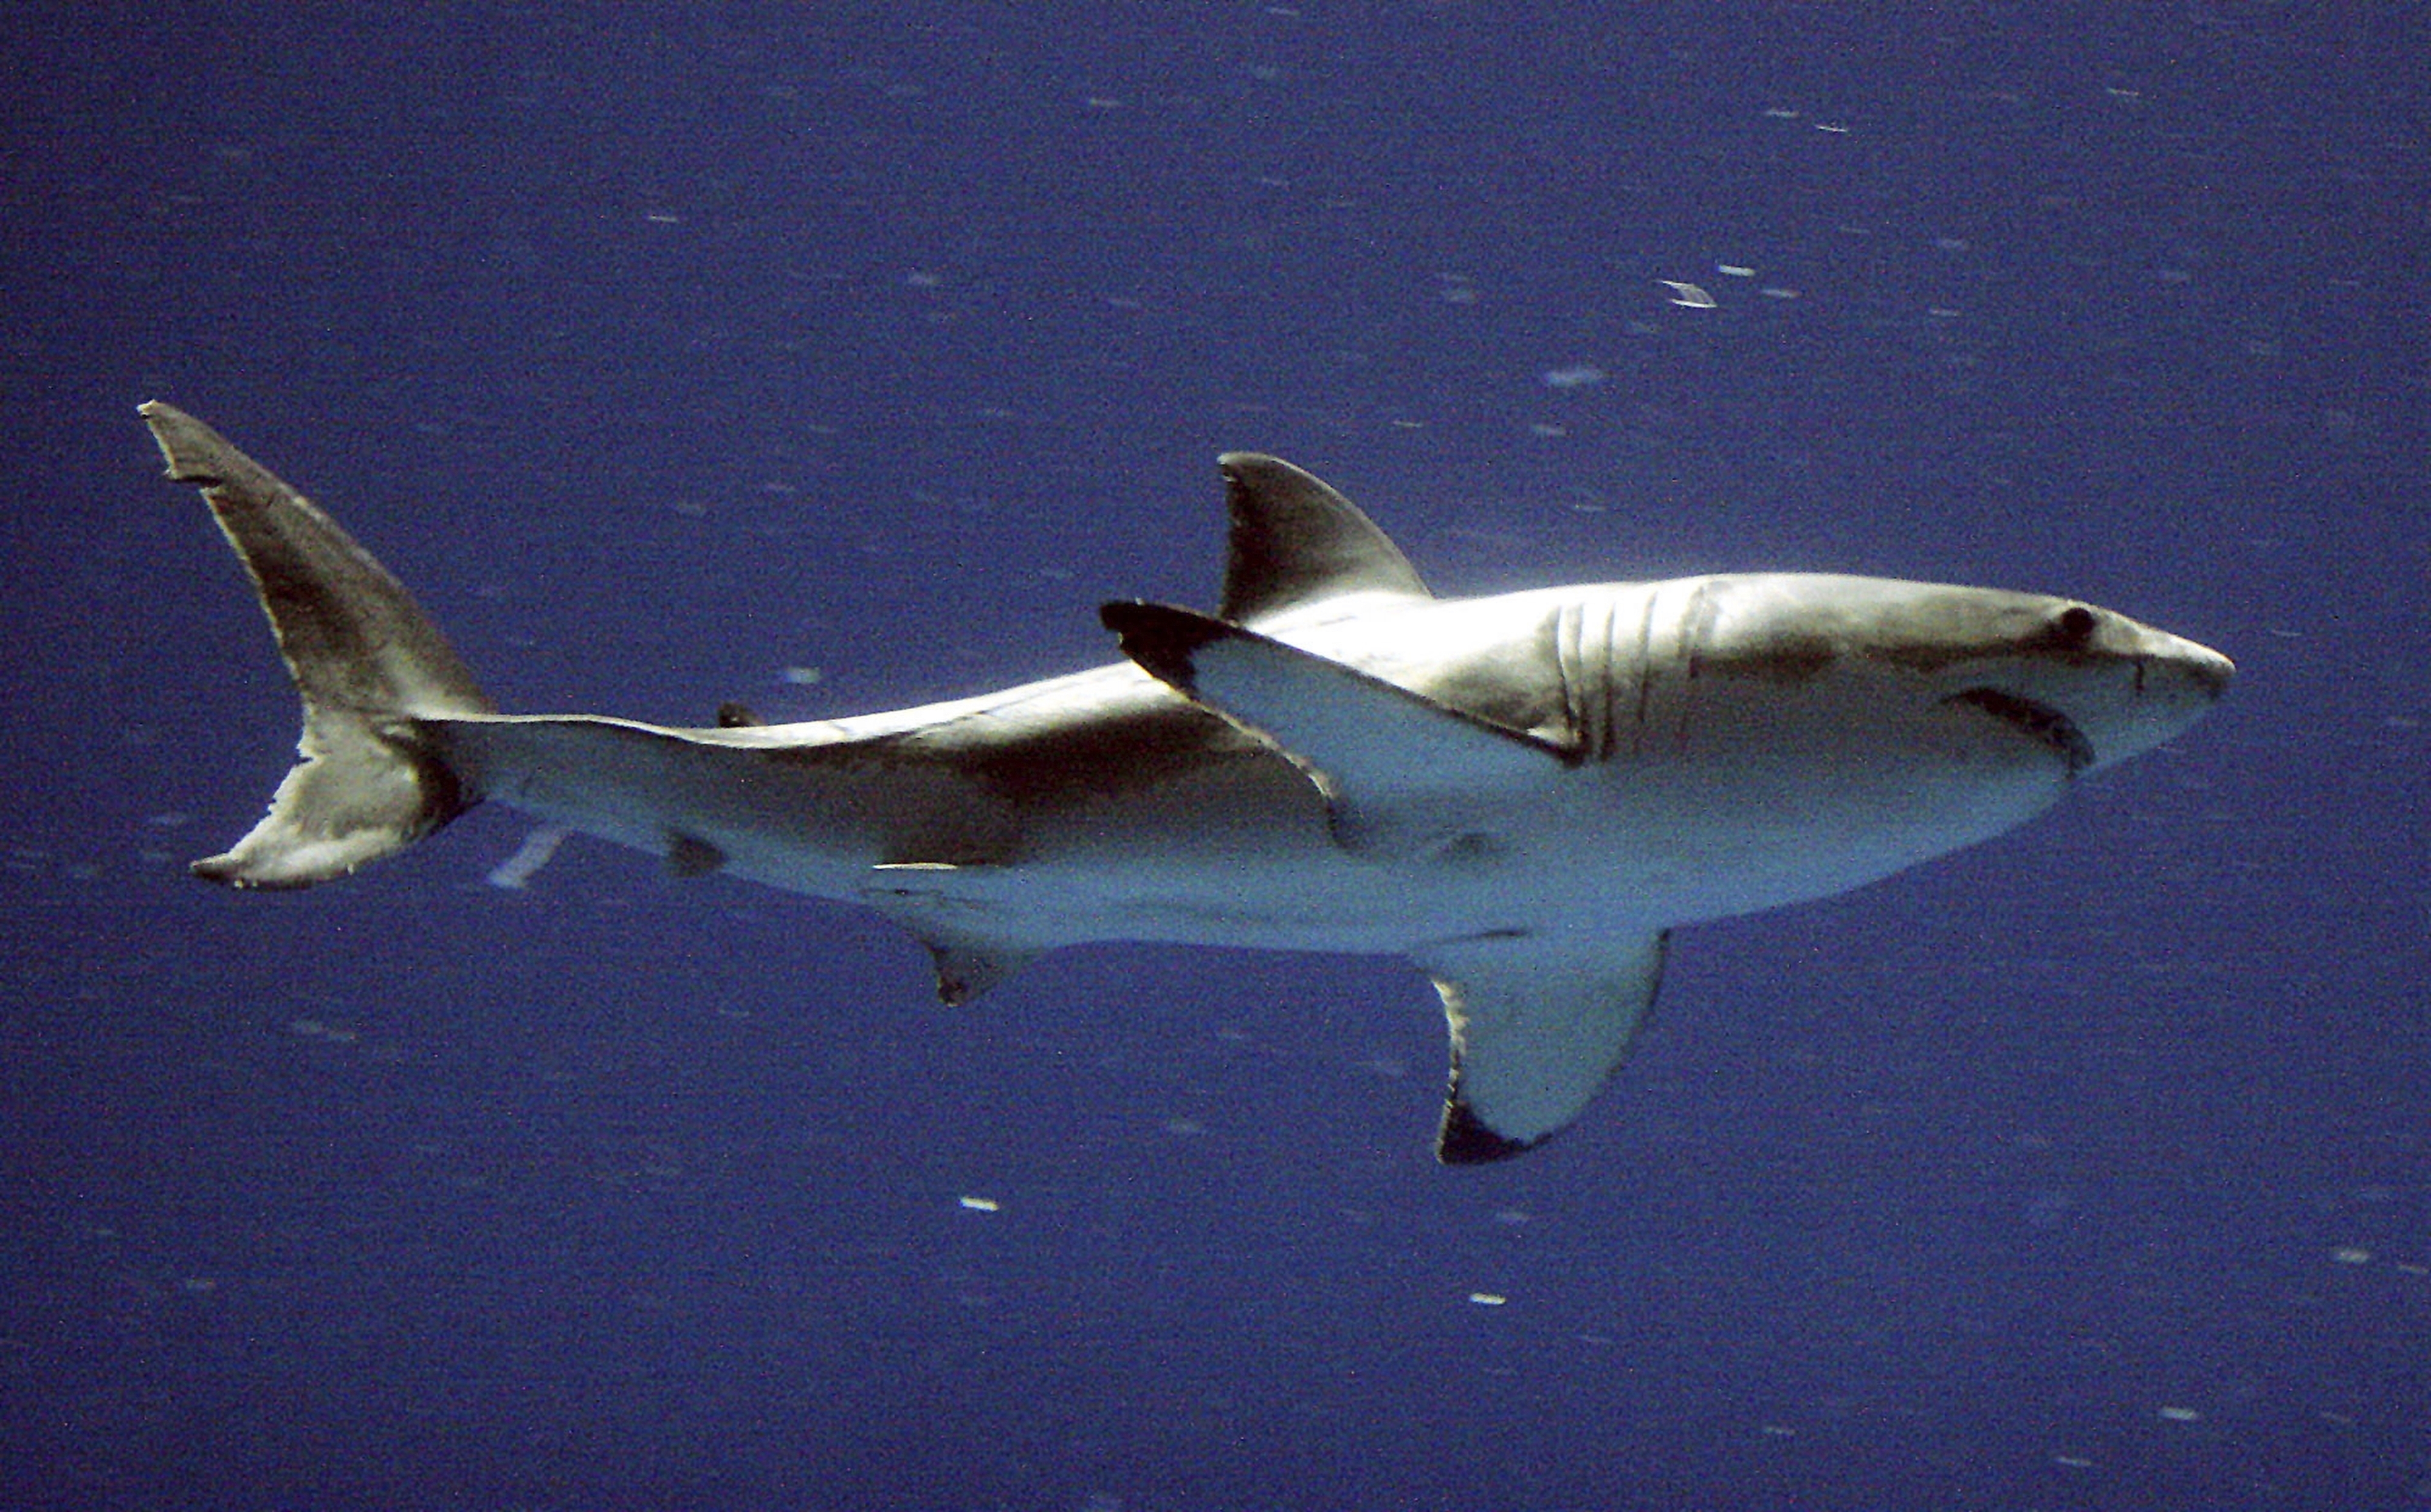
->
[453,704,2069,961]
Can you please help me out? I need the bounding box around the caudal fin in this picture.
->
[143,402,495,888]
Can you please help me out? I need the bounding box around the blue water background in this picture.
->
[4,3,2424,1507]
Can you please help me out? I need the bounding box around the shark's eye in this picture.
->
[2052,605,2099,646]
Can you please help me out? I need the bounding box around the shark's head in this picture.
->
[1706,574,2235,777]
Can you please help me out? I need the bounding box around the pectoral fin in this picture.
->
[1414,930,1669,1163]
[1100,602,1573,861]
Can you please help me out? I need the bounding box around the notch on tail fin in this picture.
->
[142,402,493,887]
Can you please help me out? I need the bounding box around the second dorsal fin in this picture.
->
[1216,453,1432,625]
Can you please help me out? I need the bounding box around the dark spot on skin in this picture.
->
[951,704,1257,810]
[717,701,765,728]
[1697,637,1838,684]
[1436,831,1506,866]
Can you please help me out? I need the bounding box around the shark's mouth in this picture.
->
[1947,687,2095,774]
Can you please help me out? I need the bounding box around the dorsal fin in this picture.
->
[1216,453,1432,625]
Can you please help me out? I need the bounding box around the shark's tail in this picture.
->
[142,401,497,888]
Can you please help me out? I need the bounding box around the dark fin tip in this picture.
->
[1098,600,1234,695]
[1436,1099,1540,1165]
[716,701,765,728]
[930,954,982,1008]
[665,833,726,879]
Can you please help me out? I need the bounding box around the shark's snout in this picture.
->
[2184,644,2236,701]
[2077,629,2235,771]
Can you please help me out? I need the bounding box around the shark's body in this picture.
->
[142,402,2233,1161]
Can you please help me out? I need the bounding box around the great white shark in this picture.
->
[141,401,2233,1163]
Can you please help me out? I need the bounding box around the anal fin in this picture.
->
[861,867,1036,1007]
[921,935,1033,1007]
